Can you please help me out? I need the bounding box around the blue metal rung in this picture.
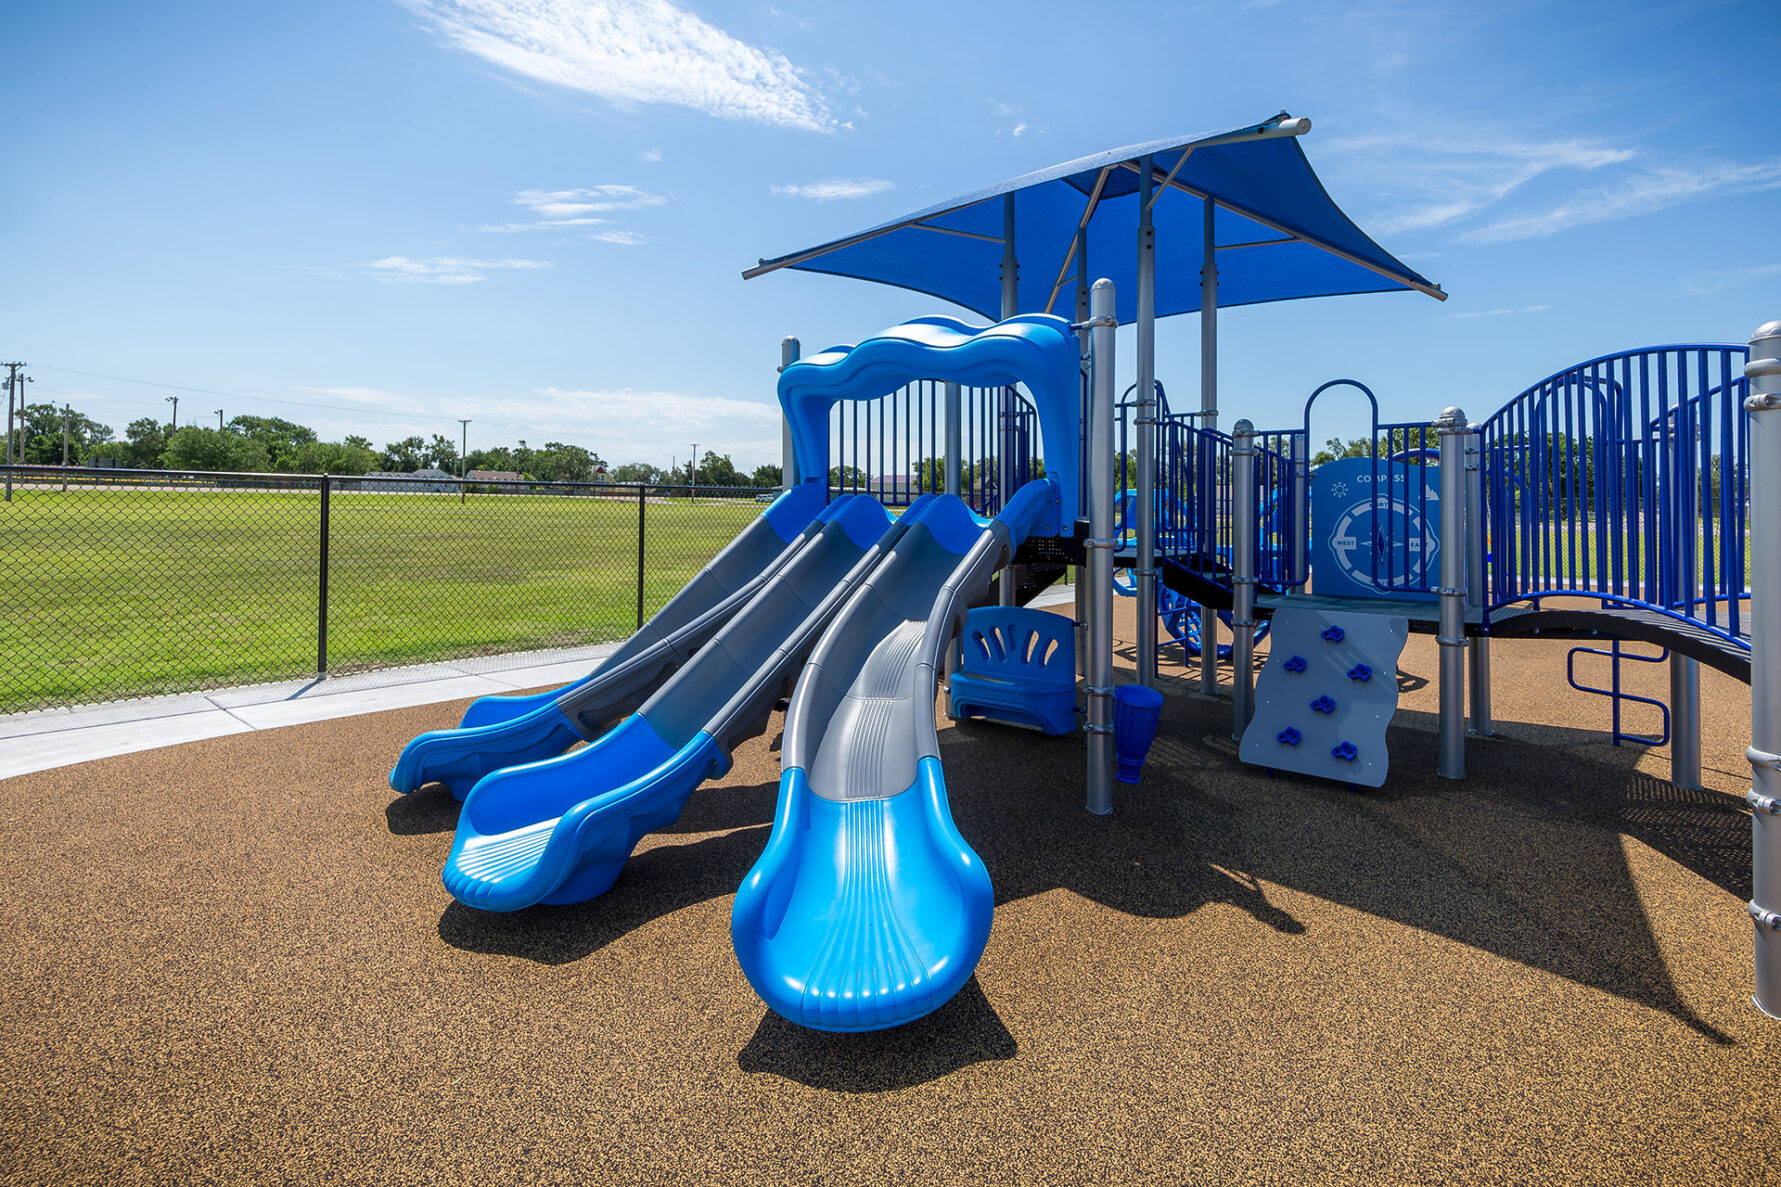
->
[1565,640,1670,747]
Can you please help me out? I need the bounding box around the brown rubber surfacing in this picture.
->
[1,600,1775,1185]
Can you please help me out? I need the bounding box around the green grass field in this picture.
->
[1,485,761,712]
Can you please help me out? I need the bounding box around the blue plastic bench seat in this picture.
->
[947,606,1077,736]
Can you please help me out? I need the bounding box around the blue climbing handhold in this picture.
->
[1284,655,1307,673]
[1310,695,1335,714]
[1277,727,1301,746]
[1347,663,1372,682]
[1321,625,1346,643]
[1332,741,1358,761]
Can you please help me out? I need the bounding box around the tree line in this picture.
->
[5,402,782,487]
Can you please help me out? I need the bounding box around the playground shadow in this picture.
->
[941,698,1740,1046]
[737,976,1016,1093]
[385,782,461,836]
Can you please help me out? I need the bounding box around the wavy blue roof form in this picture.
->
[743,114,1445,322]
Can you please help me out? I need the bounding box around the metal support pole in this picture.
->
[1744,318,1781,1018]
[1231,419,1258,739]
[1085,279,1118,815]
[1198,197,1219,694]
[780,337,800,489]
[1290,433,1308,592]
[1670,656,1703,790]
[945,380,964,682]
[636,482,647,628]
[4,366,15,503]
[1435,407,1469,779]
[1465,424,1493,736]
[1135,155,1158,688]
[317,475,331,675]
[998,196,1020,606]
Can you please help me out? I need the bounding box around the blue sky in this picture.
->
[6,0,1777,470]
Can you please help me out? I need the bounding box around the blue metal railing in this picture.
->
[826,380,1034,515]
[1566,641,1671,747]
[1480,343,1750,645]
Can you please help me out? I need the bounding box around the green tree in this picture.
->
[284,440,380,475]
[14,402,114,465]
[427,433,461,473]
[342,434,374,451]
[122,418,171,469]
[380,436,427,471]
[750,463,782,488]
[695,451,742,488]
[528,442,602,483]
[611,461,661,484]
[227,415,317,470]
[162,426,270,472]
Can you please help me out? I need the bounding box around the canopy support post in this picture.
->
[999,193,1019,606]
[1435,405,1469,780]
[780,337,800,489]
[1086,279,1118,815]
[1074,227,1091,676]
[1135,155,1158,688]
[1745,318,1781,1019]
[1198,197,1219,695]
[1231,419,1258,739]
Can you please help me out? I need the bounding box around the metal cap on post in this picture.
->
[1084,279,1118,815]
[1434,406,1469,780]
[1745,318,1781,1018]
[1230,419,1258,740]
[780,337,800,489]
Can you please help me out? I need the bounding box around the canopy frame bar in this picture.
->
[1043,167,1114,316]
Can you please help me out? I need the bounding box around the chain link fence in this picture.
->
[0,466,768,713]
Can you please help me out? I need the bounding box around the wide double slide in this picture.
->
[440,493,903,910]
[731,480,1056,1032]
[389,483,830,799]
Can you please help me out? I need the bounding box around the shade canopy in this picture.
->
[743,114,1444,322]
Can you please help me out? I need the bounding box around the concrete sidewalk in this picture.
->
[0,584,1079,781]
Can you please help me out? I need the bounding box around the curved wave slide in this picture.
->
[440,492,914,911]
[732,480,1056,1032]
[389,483,830,799]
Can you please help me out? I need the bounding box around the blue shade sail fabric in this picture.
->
[744,115,1443,322]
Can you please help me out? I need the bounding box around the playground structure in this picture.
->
[389,113,1780,1028]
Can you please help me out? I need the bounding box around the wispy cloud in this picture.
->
[480,184,665,232]
[1459,159,1781,243]
[401,0,833,131]
[587,229,646,246]
[771,178,894,201]
[360,256,552,284]
[1680,262,1781,297]
[1338,134,1635,235]
[1443,304,1551,320]
[637,147,662,163]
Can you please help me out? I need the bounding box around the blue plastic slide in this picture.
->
[731,479,1056,1032]
[440,492,909,911]
[389,483,830,799]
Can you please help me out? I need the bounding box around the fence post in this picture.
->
[636,482,647,630]
[317,475,330,675]
[1231,419,1257,740]
[1435,406,1469,779]
[1084,278,1117,815]
[1745,318,1781,1018]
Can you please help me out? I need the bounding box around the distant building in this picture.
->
[361,468,455,493]
[468,469,524,484]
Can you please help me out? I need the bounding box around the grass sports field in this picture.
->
[1,484,762,713]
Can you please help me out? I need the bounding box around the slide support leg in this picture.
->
[1084,279,1118,815]
[1670,655,1703,790]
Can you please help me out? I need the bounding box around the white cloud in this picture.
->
[479,184,665,235]
[401,0,833,131]
[360,256,553,284]
[1459,159,1781,243]
[637,147,662,163]
[1680,262,1781,297]
[1442,304,1552,320]
[1012,122,1027,138]
[588,229,646,245]
[771,178,894,201]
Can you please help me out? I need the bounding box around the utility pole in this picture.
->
[165,394,179,432]
[689,442,699,501]
[62,405,71,466]
[215,409,224,430]
[3,362,27,503]
[457,419,471,479]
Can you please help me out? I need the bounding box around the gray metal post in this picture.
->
[1198,197,1219,694]
[1085,279,1118,815]
[1435,406,1469,780]
[4,367,14,503]
[1744,318,1781,1018]
[998,195,1020,606]
[1670,657,1703,790]
[944,380,964,683]
[1465,424,1493,735]
[780,337,800,489]
[1134,155,1158,688]
[1290,433,1308,592]
[1231,419,1258,739]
